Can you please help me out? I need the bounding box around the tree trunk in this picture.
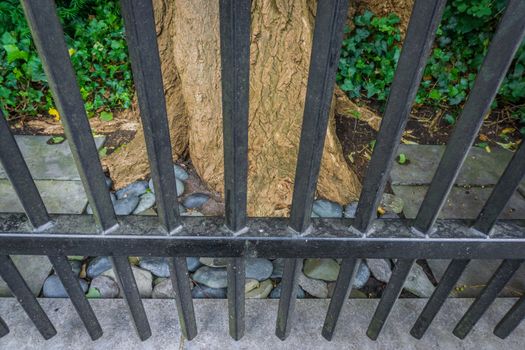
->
[105,0,363,216]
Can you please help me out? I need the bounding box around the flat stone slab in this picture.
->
[390,145,525,192]
[0,298,523,349]
[0,180,89,214]
[0,135,106,181]
[0,256,52,297]
[392,185,525,219]
[428,259,525,297]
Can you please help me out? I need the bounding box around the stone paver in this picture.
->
[428,259,525,297]
[0,135,106,215]
[0,256,52,297]
[0,135,106,181]
[0,298,523,349]
[392,185,525,219]
[0,180,89,214]
[390,144,524,187]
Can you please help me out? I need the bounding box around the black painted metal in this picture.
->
[1,110,102,340]
[0,112,51,229]
[353,0,447,234]
[322,258,360,340]
[219,0,250,340]
[414,0,525,234]
[366,259,414,340]
[21,0,117,232]
[0,255,56,339]
[49,256,103,340]
[0,315,9,338]
[453,259,524,339]
[494,294,525,339]
[168,257,198,340]
[474,141,525,234]
[410,259,470,339]
[111,256,152,341]
[1,0,525,343]
[119,0,197,339]
[277,0,350,339]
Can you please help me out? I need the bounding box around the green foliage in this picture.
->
[338,11,401,101]
[338,1,525,114]
[0,0,132,119]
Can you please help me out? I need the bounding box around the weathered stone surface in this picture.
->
[245,258,273,281]
[0,256,52,297]
[393,185,525,219]
[191,285,227,299]
[245,279,259,293]
[192,266,227,289]
[303,258,340,282]
[0,135,105,180]
[428,259,525,297]
[139,257,170,278]
[390,144,525,187]
[42,275,88,298]
[271,258,285,279]
[380,193,404,214]
[0,180,90,214]
[270,283,305,299]
[103,266,153,298]
[298,272,328,298]
[87,257,113,279]
[366,259,392,283]
[152,279,176,299]
[403,263,435,298]
[245,279,273,299]
[199,258,228,268]
[90,276,119,298]
[1,298,523,349]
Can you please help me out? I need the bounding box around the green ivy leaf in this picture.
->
[99,111,113,122]
[3,44,28,63]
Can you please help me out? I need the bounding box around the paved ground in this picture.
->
[0,135,105,214]
[390,144,525,219]
[0,298,523,349]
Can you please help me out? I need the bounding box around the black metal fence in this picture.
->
[0,0,525,343]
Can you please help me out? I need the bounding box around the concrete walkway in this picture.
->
[0,298,523,349]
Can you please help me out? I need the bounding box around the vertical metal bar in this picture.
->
[494,294,525,339]
[219,0,250,340]
[20,0,117,232]
[49,256,103,340]
[367,259,414,340]
[453,259,523,339]
[168,257,198,340]
[1,111,102,340]
[111,256,151,341]
[118,0,180,231]
[0,255,56,339]
[321,258,360,340]
[0,112,51,229]
[413,0,525,234]
[276,0,350,340]
[276,258,303,340]
[227,257,246,340]
[118,0,196,339]
[473,142,525,234]
[353,0,447,233]
[410,259,470,339]
[0,315,9,338]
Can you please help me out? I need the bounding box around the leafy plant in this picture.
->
[0,0,132,119]
[338,0,525,126]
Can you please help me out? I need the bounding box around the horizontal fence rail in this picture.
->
[1,0,525,344]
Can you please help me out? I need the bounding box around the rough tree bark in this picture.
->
[104,0,413,216]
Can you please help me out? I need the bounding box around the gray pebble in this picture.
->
[133,192,156,214]
[182,193,210,209]
[87,256,113,279]
[312,199,343,218]
[115,181,148,199]
[43,275,88,298]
